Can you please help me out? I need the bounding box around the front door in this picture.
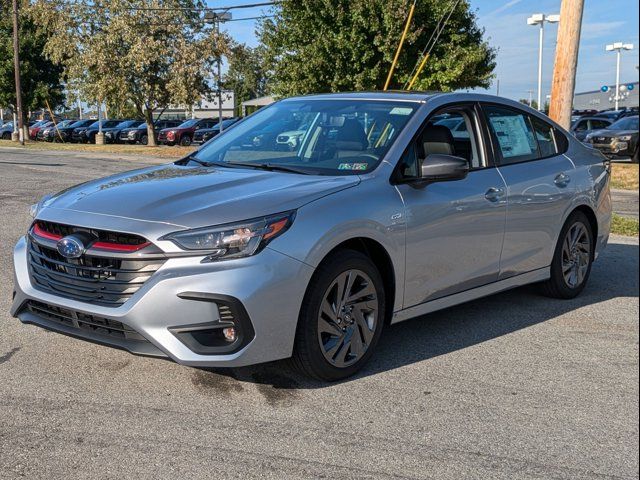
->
[395,104,507,308]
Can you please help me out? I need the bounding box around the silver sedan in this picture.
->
[12,92,611,380]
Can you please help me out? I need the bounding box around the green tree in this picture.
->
[222,44,270,112]
[32,0,229,145]
[0,0,64,123]
[259,0,496,97]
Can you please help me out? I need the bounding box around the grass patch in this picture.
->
[0,139,195,159]
[611,214,639,237]
[610,163,639,190]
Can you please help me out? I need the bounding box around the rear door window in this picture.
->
[483,105,538,164]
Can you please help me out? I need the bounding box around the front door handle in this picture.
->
[554,172,571,187]
[485,187,505,202]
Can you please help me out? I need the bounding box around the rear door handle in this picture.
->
[485,187,505,202]
[554,172,571,187]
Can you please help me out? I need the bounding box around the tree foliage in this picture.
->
[32,0,229,145]
[0,0,64,117]
[259,0,496,97]
[222,44,270,109]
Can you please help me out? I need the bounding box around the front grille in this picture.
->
[28,239,165,307]
[24,300,148,342]
[36,220,148,246]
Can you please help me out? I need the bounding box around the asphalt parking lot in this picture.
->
[0,147,638,479]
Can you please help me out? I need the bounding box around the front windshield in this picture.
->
[193,99,418,175]
[177,119,199,128]
[608,116,639,131]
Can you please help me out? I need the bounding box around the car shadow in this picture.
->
[198,241,638,390]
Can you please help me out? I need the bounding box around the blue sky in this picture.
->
[214,0,640,101]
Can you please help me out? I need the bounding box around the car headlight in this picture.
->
[161,211,296,261]
[29,194,53,218]
[618,135,632,141]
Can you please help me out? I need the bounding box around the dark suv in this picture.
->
[192,118,240,145]
[103,120,144,144]
[586,115,639,163]
[157,118,218,146]
[119,119,183,145]
[57,119,95,143]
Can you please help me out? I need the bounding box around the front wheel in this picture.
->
[541,211,594,299]
[632,147,639,164]
[140,134,148,145]
[180,135,192,146]
[292,250,385,381]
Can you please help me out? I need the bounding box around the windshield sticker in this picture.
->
[338,163,368,171]
[389,107,413,116]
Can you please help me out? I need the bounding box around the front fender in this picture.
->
[268,175,406,312]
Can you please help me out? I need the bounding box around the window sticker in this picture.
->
[489,115,535,158]
[389,107,413,116]
[338,163,368,171]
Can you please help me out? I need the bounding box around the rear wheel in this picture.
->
[292,250,385,381]
[541,211,594,299]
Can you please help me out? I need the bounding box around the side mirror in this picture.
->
[420,154,469,183]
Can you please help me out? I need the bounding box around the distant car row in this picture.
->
[570,114,639,163]
[0,117,240,146]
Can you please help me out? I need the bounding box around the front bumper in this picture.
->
[11,236,315,367]
[590,141,632,157]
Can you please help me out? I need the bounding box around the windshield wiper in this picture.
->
[225,162,311,175]
[178,152,229,168]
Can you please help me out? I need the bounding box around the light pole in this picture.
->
[606,42,634,110]
[527,13,560,112]
[205,11,232,133]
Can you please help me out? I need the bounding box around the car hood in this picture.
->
[43,163,360,229]
[589,129,638,138]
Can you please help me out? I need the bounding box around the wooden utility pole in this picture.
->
[548,0,584,129]
[12,0,24,144]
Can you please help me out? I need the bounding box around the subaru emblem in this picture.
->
[56,235,85,259]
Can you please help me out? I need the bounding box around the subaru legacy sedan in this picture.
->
[11,92,611,381]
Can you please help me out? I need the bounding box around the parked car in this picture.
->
[56,119,95,143]
[157,118,218,146]
[41,119,78,142]
[13,92,611,381]
[102,120,144,144]
[192,118,241,145]
[570,116,613,142]
[82,120,124,144]
[119,119,183,145]
[585,115,639,163]
[0,121,15,140]
[28,120,52,140]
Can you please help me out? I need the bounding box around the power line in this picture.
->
[68,1,276,12]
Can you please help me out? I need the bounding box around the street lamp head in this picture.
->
[546,14,560,23]
[623,44,634,50]
[527,13,544,25]
[204,11,232,23]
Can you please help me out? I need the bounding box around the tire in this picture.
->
[292,250,386,381]
[540,211,594,299]
[2,132,10,140]
[180,135,192,147]
[632,147,639,164]
[140,134,148,145]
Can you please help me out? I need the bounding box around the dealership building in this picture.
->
[573,81,639,111]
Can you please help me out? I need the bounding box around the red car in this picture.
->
[157,118,218,146]
[28,120,53,140]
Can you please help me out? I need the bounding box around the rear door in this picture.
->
[480,103,575,279]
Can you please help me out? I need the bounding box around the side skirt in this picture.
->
[391,267,550,324]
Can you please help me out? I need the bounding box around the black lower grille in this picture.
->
[28,239,165,307]
[24,300,148,342]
